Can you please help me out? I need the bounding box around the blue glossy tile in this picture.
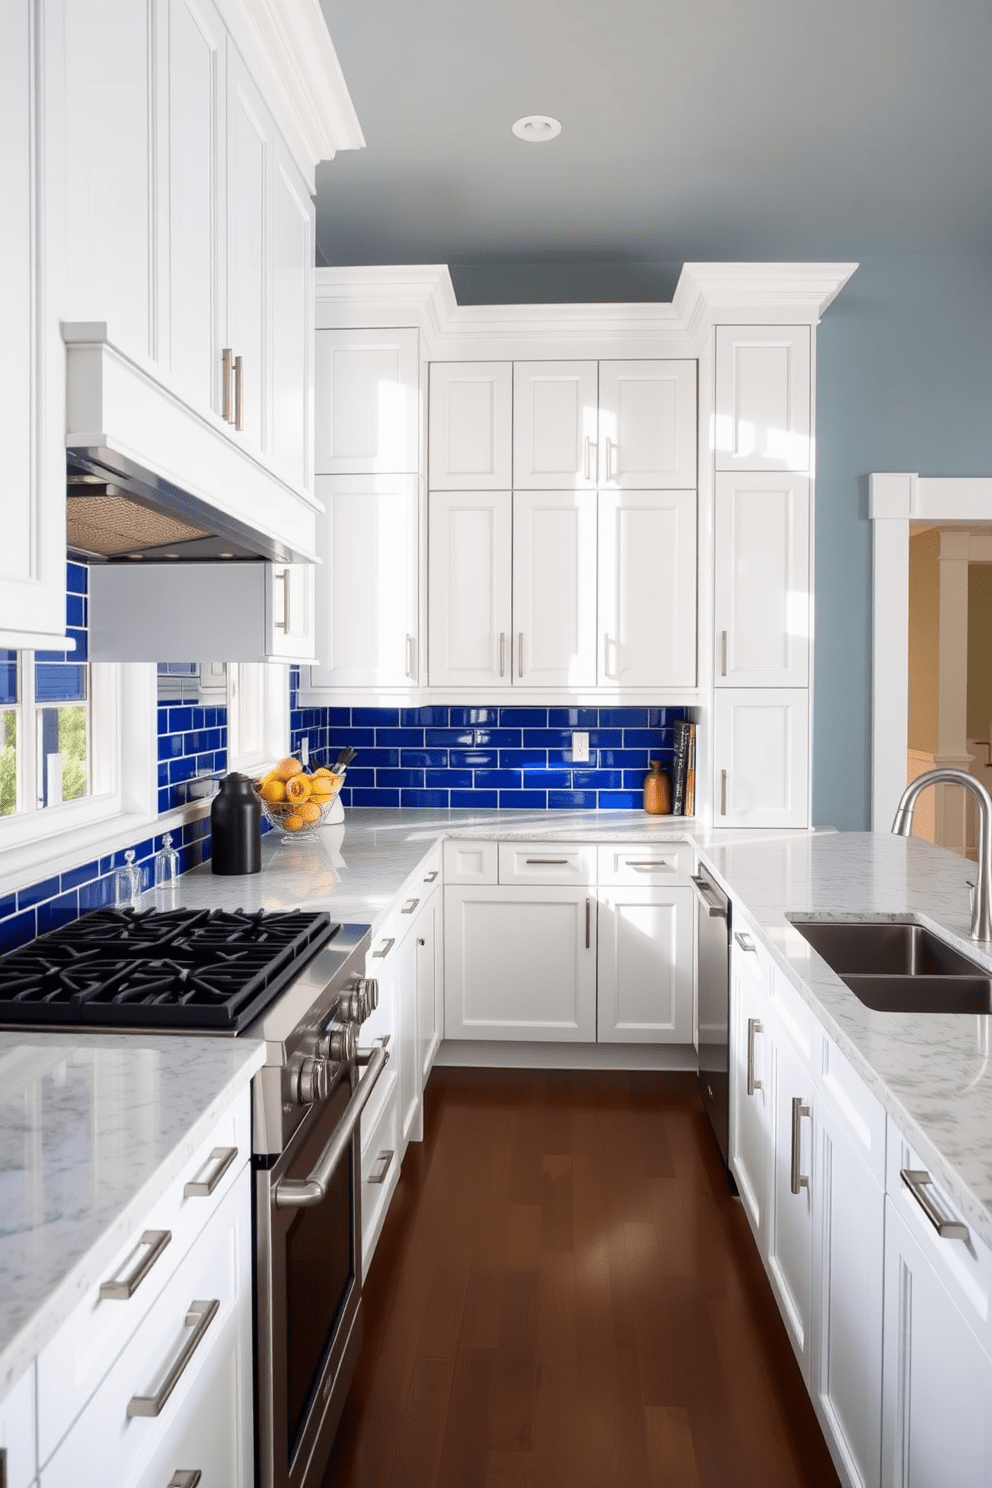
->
[127,838,154,863]
[376,728,421,748]
[189,708,207,729]
[349,788,401,808]
[35,646,71,662]
[451,790,498,809]
[473,769,524,789]
[66,628,88,661]
[598,748,660,769]
[61,859,99,891]
[183,731,208,754]
[402,707,449,726]
[498,749,547,769]
[401,748,449,768]
[448,750,497,769]
[523,769,572,790]
[427,769,472,789]
[622,729,668,749]
[587,729,623,748]
[549,790,599,810]
[38,890,79,936]
[376,769,425,788]
[497,790,548,809]
[0,894,14,919]
[0,909,37,951]
[0,659,18,704]
[573,769,622,790]
[157,706,169,734]
[353,707,398,727]
[195,752,218,775]
[324,708,353,726]
[340,767,375,788]
[66,594,85,628]
[498,708,548,727]
[473,729,522,747]
[597,790,642,810]
[169,757,197,784]
[67,561,88,594]
[400,789,450,808]
[185,817,210,843]
[522,729,573,748]
[647,707,686,728]
[426,729,476,747]
[326,727,375,748]
[548,708,599,727]
[168,707,193,732]
[623,770,657,790]
[18,876,60,910]
[357,747,401,767]
[448,707,500,725]
[99,856,113,875]
[159,734,184,759]
[602,707,651,728]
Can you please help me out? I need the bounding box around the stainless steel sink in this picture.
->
[790,918,992,1013]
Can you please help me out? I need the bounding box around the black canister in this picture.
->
[210,772,261,875]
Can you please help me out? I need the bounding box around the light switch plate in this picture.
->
[572,731,590,763]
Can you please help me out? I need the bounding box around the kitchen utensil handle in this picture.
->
[234,354,244,431]
[790,1097,811,1194]
[499,632,506,678]
[368,1149,394,1186]
[127,1299,219,1417]
[184,1146,238,1197]
[405,633,417,680]
[275,1041,389,1208]
[721,630,728,677]
[900,1168,970,1240]
[690,873,727,918]
[746,1018,763,1096]
[735,931,756,953]
[221,348,234,423]
[721,768,728,816]
[585,897,592,948]
[99,1229,172,1300]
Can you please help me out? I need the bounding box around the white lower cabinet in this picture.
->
[360,1068,400,1276]
[416,889,442,1087]
[729,925,771,1248]
[0,1363,36,1488]
[596,886,693,1042]
[444,885,597,1041]
[765,1010,814,1381]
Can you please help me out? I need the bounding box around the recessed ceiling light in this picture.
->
[512,115,561,144]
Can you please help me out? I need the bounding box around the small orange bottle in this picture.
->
[643,760,672,815]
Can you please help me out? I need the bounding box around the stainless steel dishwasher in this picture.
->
[692,864,733,1176]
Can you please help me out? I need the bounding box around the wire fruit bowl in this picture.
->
[254,769,344,838]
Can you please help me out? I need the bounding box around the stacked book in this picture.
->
[672,719,696,816]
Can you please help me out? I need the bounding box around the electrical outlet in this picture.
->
[300,736,309,767]
[572,731,590,763]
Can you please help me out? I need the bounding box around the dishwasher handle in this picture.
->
[691,873,728,919]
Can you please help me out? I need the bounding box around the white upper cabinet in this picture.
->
[512,491,598,689]
[225,42,270,457]
[268,145,314,494]
[315,329,419,474]
[714,326,811,473]
[598,360,697,488]
[513,361,599,488]
[428,491,513,689]
[714,473,811,688]
[598,490,697,688]
[0,0,66,645]
[428,363,512,489]
[714,689,810,828]
[309,474,419,690]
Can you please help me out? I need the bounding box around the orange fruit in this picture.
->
[260,779,286,803]
[282,814,304,832]
[259,769,279,787]
[298,802,321,823]
[312,767,334,778]
[274,756,303,781]
[285,774,311,804]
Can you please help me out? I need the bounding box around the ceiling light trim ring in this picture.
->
[511,115,562,144]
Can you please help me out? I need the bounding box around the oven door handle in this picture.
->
[274,1041,390,1210]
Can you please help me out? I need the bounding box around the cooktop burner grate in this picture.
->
[0,906,337,1031]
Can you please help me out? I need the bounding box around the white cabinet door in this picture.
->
[729,928,770,1250]
[714,689,810,829]
[394,910,420,1150]
[428,363,512,489]
[0,0,68,645]
[310,475,419,689]
[513,361,598,488]
[596,886,693,1043]
[513,491,598,689]
[0,1364,35,1488]
[265,563,315,662]
[882,1199,992,1488]
[415,890,441,1088]
[159,0,225,421]
[715,326,811,472]
[225,42,270,457]
[268,146,314,493]
[444,886,597,1041]
[714,473,811,688]
[428,491,512,689]
[598,360,697,488]
[812,1101,884,1488]
[765,1023,815,1382]
[598,490,697,687]
[315,329,419,474]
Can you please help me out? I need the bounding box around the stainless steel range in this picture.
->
[0,905,387,1488]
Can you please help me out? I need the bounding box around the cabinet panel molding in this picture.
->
[428,363,512,489]
[715,326,811,472]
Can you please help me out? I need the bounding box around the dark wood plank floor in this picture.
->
[322,1069,841,1488]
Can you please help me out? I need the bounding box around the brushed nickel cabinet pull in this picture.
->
[605,434,617,482]
[168,1474,203,1488]
[585,897,592,948]
[518,633,524,678]
[734,931,756,953]
[791,1097,811,1194]
[368,1149,394,1185]
[274,569,290,632]
[499,632,506,677]
[746,1017,763,1096]
[721,630,728,677]
[721,768,728,815]
[405,633,417,680]
[234,354,244,431]
[423,870,438,883]
[184,1146,238,1198]
[401,897,420,915]
[900,1168,970,1240]
[525,857,569,865]
[221,347,233,422]
[372,937,395,959]
[100,1229,172,1300]
[127,1299,219,1417]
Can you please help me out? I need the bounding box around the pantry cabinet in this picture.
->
[714,325,811,473]
[598,489,697,687]
[713,689,810,828]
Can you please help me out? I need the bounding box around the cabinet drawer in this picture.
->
[817,1033,886,1187]
[41,1170,251,1486]
[731,910,771,998]
[361,1071,400,1277]
[597,842,691,886]
[768,962,816,1063]
[0,1363,35,1488]
[37,1090,250,1466]
[886,1121,992,1355]
[444,839,498,885]
[498,842,595,886]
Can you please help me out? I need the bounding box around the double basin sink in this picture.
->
[790,918,992,1014]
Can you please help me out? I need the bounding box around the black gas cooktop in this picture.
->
[0,906,336,1033]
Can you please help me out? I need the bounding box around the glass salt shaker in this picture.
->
[115,848,142,907]
[154,832,180,890]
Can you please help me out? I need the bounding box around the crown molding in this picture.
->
[218,0,364,190]
[675,262,859,340]
[315,266,457,351]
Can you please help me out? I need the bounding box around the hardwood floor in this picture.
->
[322,1069,841,1488]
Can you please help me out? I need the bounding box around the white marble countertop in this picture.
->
[0,1033,264,1396]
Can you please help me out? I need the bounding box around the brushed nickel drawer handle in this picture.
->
[585,897,592,949]
[525,857,569,865]
[168,1474,203,1488]
[221,347,233,423]
[100,1229,172,1300]
[746,1018,763,1096]
[372,937,396,959]
[401,897,420,915]
[630,860,672,870]
[274,569,291,633]
[368,1149,394,1185]
[721,629,728,677]
[518,633,524,678]
[790,1097,811,1195]
[184,1146,238,1198]
[127,1299,219,1418]
[900,1168,970,1241]
[499,632,506,677]
[721,768,728,815]
[423,870,438,883]
[234,353,244,431]
[735,931,756,953]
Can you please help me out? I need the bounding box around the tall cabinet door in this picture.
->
[513,361,598,488]
[598,360,697,488]
[225,42,270,456]
[268,147,314,493]
[729,926,770,1250]
[714,473,810,687]
[428,491,512,689]
[597,887,693,1043]
[513,491,597,688]
[598,490,697,687]
[714,326,811,472]
[310,475,419,689]
[765,1023,815,1381]
[713,690,810,828]
[428,363,512,489]
[315,329,419,474]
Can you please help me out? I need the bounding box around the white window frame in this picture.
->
[227,661,290,775]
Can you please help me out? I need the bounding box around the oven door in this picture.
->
[255,1043,388,1488]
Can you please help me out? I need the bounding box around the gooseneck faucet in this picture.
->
[891,768,992,941]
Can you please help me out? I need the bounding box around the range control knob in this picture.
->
[338,977,379,1024]
[296,1056,329,1106]
[319,1025,357,1066]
